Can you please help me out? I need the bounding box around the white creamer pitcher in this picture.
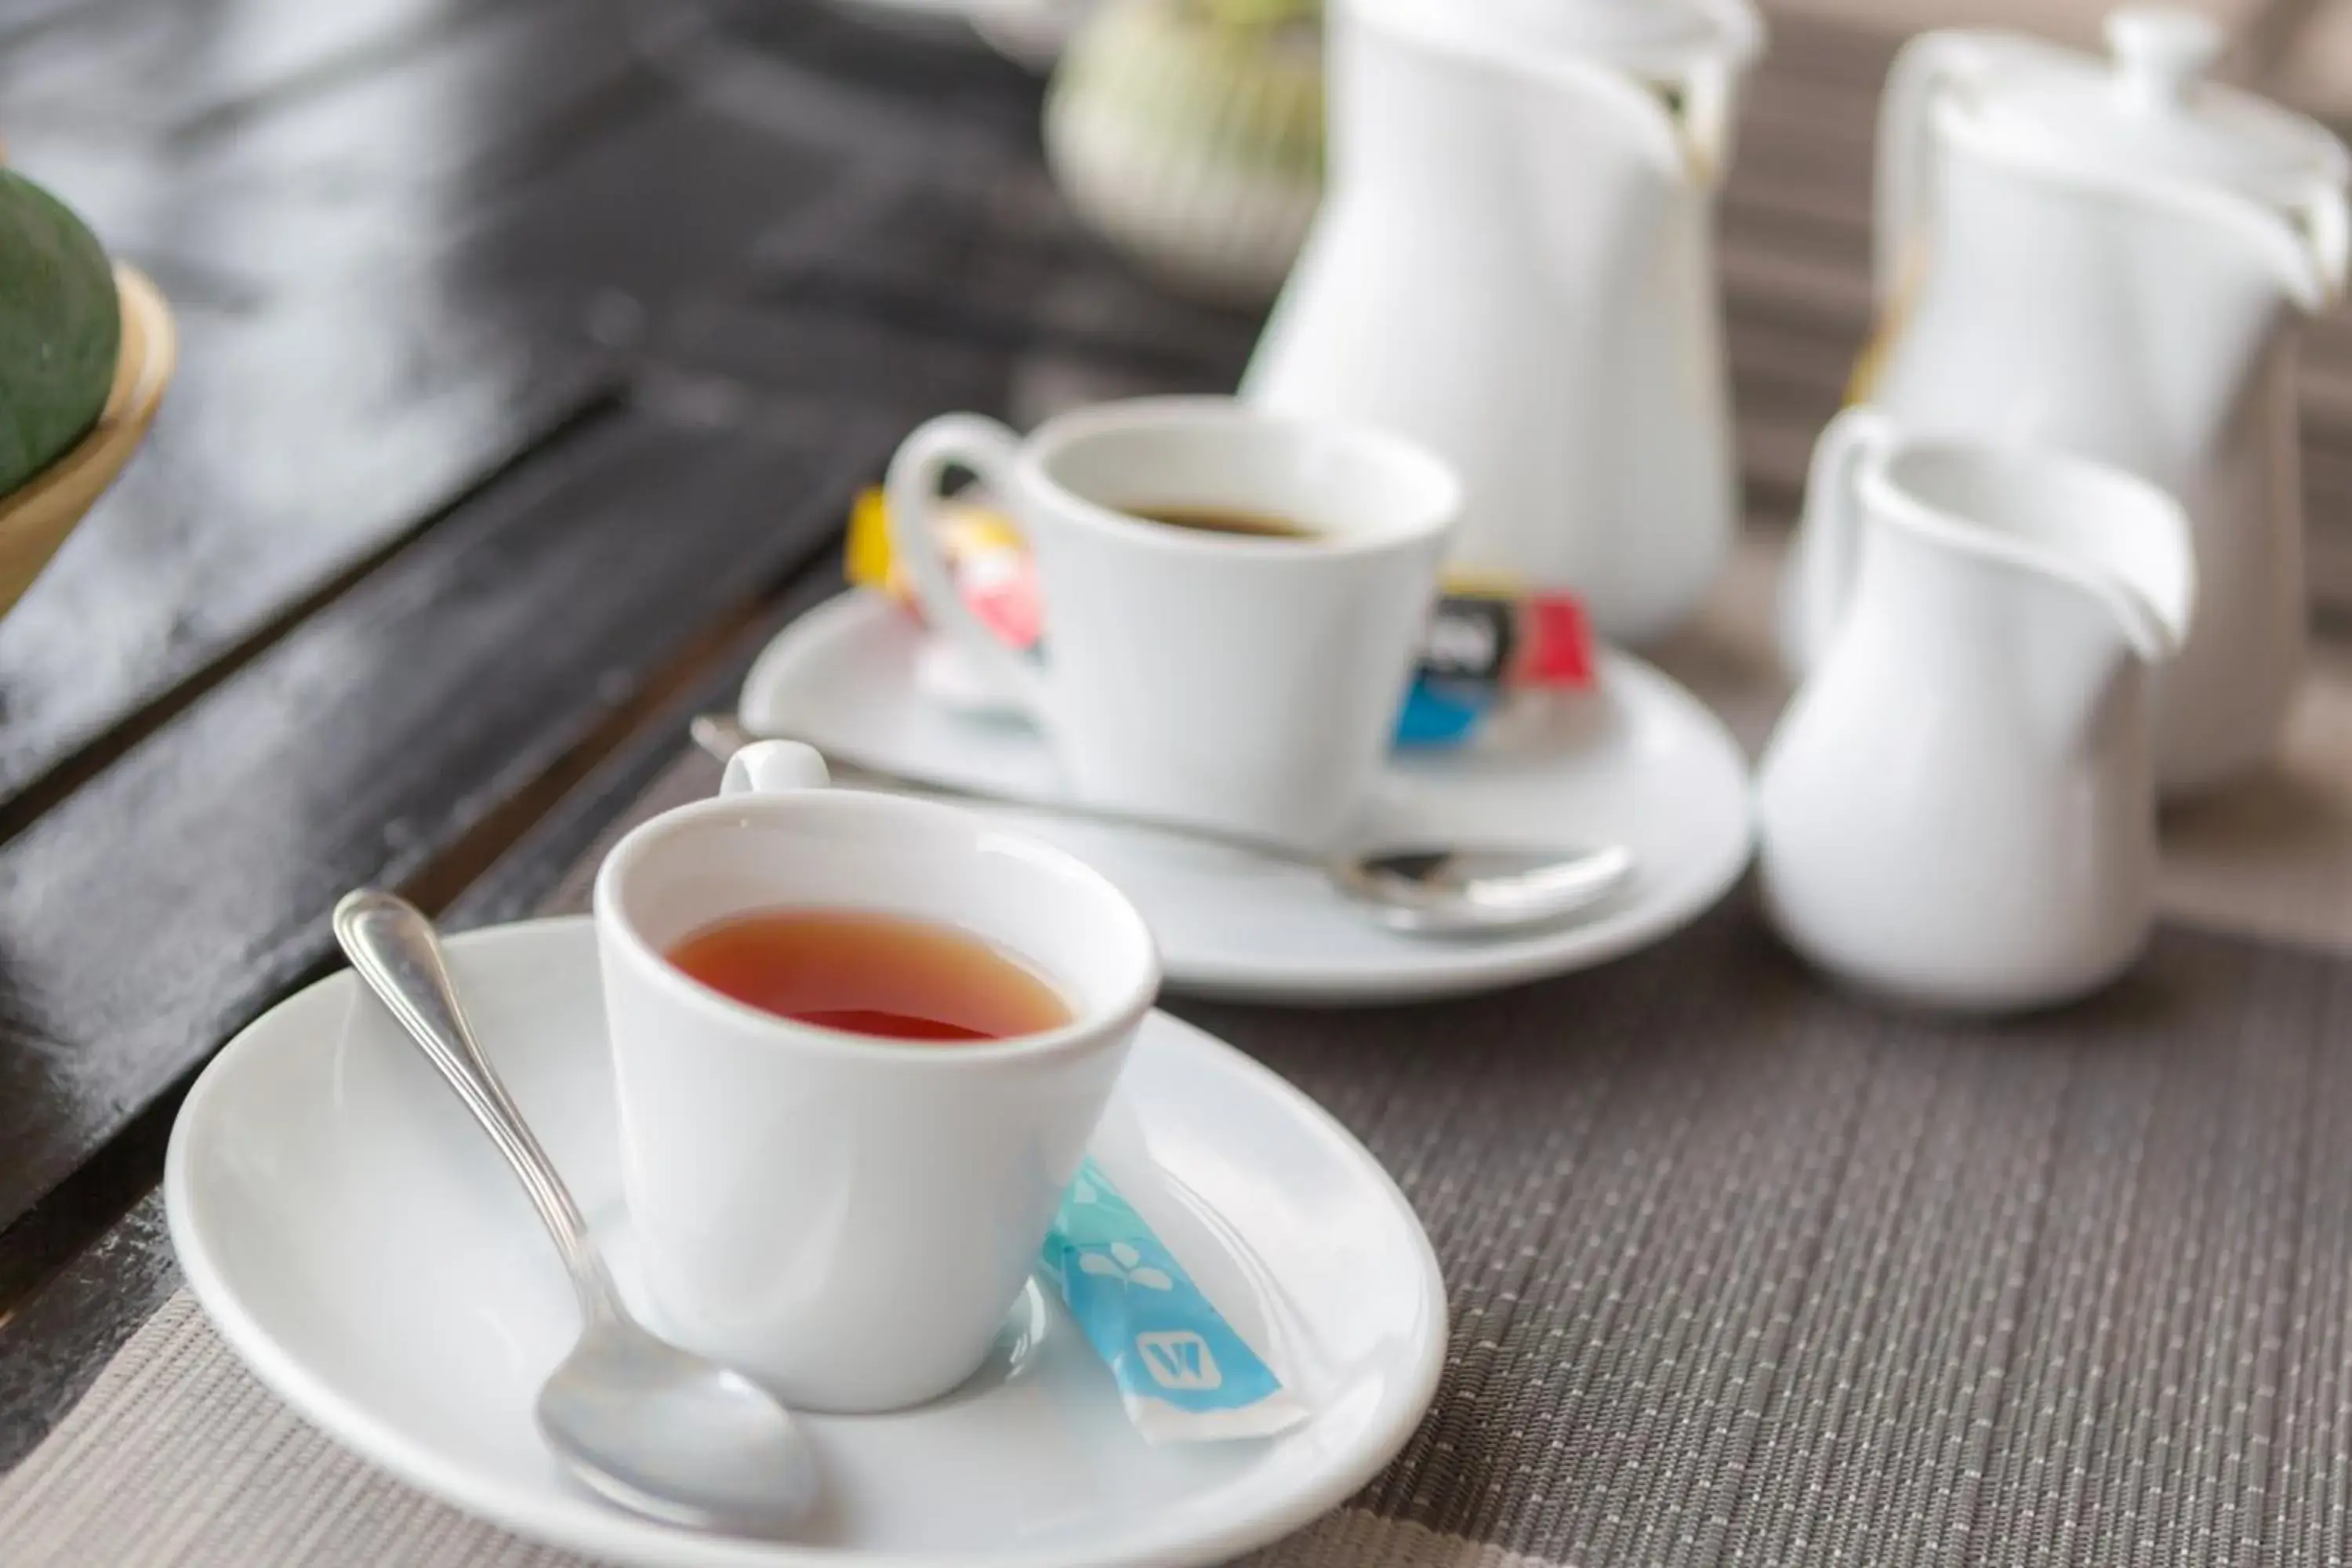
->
[1787,6,2347,793]
[1240,0,1764,644]
[1762,409,2196,1013]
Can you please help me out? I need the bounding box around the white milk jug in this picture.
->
[1242,0,1764,644]
[1762,410,2196,1013]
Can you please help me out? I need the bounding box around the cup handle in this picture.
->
[722,740,831,797]
[1786,406,1895,674]
[884,414,1054,730]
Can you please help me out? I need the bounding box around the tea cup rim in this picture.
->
[593,788,1161,1066]
[1015,394,1464,562]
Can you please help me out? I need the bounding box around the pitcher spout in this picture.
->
[2034,498,2194,744]
[1674,5,1766,183]
[1979,448,2197,742]
[2196,180,2348,318]
[1862,437,2196,746]
[1345,0,1751,190]
[2089,527,2195,668]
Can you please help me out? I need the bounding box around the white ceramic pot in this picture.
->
[1788,6,2350,794]
[1242,0,1765,644]
[1761,409,2196,1014]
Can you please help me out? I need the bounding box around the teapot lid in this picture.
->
[1963,7,2347,199]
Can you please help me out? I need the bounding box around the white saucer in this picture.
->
[741,591,1754,1004]
[965,0,1096,67]
[165,919,1445,1568]
[819,0,979,25]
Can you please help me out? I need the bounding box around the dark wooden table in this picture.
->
[0,0,2346,1486]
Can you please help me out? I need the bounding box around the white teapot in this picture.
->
[1786,6,2348,793]
[1762,410,2195,1013]
[1241,0,1764,644]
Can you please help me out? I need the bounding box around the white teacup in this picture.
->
[887,396,1461,851]
[593,741,1159,1413]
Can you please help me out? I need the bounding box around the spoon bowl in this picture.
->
[1334,844,1639,935]
[537,1319,818,1534]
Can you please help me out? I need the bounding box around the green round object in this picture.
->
[0,172,118,497]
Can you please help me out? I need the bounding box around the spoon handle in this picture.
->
[332,889,627,1326]
[690,713,1312,866]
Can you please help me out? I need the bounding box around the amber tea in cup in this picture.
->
[664,908,1072,1044]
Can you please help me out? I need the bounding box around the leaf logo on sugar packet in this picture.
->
[1078,1242,1173,1290]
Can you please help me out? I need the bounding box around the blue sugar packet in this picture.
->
[1395,677,1494,748]
[1040,1156,1305,1442]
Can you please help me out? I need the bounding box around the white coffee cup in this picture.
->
[593,741,1159,1413]
[887,396,1461,851]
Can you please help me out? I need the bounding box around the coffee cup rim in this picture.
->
[593,789,1161,1065]
[1017,394,1463,561]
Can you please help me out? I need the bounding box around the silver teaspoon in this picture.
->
[691,714,1635,937]
[332,889,818,1536]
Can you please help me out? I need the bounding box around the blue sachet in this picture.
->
[1040,1156,1305,1442]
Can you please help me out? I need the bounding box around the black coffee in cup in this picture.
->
[1126,505,1317,541]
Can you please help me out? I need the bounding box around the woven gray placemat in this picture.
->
[9,726,2352,1564]
[15,535,2352,1564]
